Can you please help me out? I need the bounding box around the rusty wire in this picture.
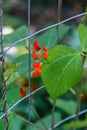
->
[27,0,31,129]
[0,0,8,130]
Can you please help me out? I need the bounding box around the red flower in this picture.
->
[21,91,26,98]
[22,82,29,88]
[32,62,42,77]
[34,41,41,50]
[32,52,41,60]
[20,88,26,98]
[32,52,37,60]
[43,50,48,59]
[30,85,37,91]
[32,69,41,77]
[31,41,48,77]
[20,81,38,98]
[36,54,41,60]
[32,48,35,53]
[43,45,48,59]
[32,62,42,69]
[43,46,48,51]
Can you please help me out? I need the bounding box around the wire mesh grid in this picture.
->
[0,0,87,130]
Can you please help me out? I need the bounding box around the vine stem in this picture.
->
[58,0,62,22]
[0,86,45,120]
[0,1,8,130]
[51,99,56,130]
[51,1,62,129]
[31,105,48,129]
[27,0,31,130]
[16,113,46,130]
[74,53,86,130]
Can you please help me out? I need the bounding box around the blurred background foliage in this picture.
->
[0,0,87,130]
[3,0,87,29]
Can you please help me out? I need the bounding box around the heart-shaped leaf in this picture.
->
[78,24,87,52]
[41,45,83,99]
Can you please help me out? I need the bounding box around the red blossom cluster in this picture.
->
[20,41,48,97]
[32,41,48,77]
[32,41,48,60]
[32,62,42,77]
[19,81,37,98]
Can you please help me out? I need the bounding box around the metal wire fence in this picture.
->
[0,0,87,130]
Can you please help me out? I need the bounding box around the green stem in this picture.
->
[73,53,86,130]
[16,113,45,130]
[51,99,56,130]
[51,2,62,130]
[32,105,48,129]
[69,88,76,95]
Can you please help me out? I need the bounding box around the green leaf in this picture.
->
[6,54,29,85]
[59,24,72,40]
[6,54,43,86]
[4,25,28,47]
[78,24,87,51]
[68,28,80,49]
[48,98,76,115]
[7,86,20,107]
[8,112,24,130]
[64,119,87,129]
[41,45,83,99]
[11,54,29,75]
[6,71,20,86]
[31,24,71,50]
[0,99,4,112]
[4,63,20,81]
[0,120,4,129]
[29,112,61,130]
[31,27,57,50]
[8,112,17,130]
